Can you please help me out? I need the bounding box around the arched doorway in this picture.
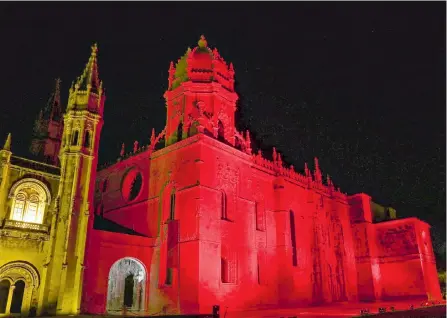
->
[0,262,39,316]
[106,258,146,313]
[10,280,25,314]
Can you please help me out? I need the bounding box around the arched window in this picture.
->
[165,268,173,285]
[72,130,79,146]
[289,210,298,267]
[221,258,229,283]
[23,195,39,223]
[10,280,25,314]
[217,120,225,141]
[170,193,176,220]
[12,193,26,221]
[221,191,227,220]
[9,179,50,225]
[0,280,10,314]
[84,130,91,148]
[177,122,183,142]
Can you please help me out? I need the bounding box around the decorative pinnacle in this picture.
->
[120,143,125,157]
[304,162,310,177]
[150,128,156,145]
[91,43,98,56]
[198,35,207,48]
[3,133,11,151]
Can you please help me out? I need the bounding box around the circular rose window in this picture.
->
[121,169,143,202]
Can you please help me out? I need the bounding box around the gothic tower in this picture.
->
[164,35,238,146]
[42,43,105,315]
[30,79,64,166]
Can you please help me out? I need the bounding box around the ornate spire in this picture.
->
[49,78,62,120]
[75,43,101,93]
[133,141,139,153]
[3,133,11,151]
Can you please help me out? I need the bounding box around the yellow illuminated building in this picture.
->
[0,44,104,316]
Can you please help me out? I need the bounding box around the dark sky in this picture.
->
[0,3,445,249]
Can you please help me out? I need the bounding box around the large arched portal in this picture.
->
[106,258,146,313]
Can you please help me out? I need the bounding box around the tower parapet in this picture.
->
[164,36,239,147]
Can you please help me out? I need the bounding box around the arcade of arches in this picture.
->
[0,262,40,316]
[106,258,146,313]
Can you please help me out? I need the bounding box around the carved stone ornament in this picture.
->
[0,261,40,288]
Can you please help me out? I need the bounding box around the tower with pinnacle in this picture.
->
[42,43,105,315]
[30,79,64,166]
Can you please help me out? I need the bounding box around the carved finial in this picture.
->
[133,141,139,153]
[120,143,125,157]
[198,35,207,48]
[169,61,175,72]
[3,133,11,151]
[272,147,277,162]
[327,174,332,187]
[277,153,283,167]
[314,157,322,183]
[304,162,310,178]
[245,130,252,154]
[91,42,98,56]
[150,128,156,145]
[229,63,235,72]
[257,149,262,158]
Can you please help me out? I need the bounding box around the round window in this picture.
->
[121,169,143,202]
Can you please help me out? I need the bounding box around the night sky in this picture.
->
[0,3,445,252]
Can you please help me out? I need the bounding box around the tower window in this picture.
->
[72,131,79,146]
[290,210,298,267]
[221,191,228,220]
[221,258,229,283]
[177,122,183,142]
[169,193,176,220]
[84,130,91,148]
[11,191,45,224]
[255,201,266,231]
[9,180,49,225]
[165,268,173,285]
[221,248,236,284]
[217,120,225,141]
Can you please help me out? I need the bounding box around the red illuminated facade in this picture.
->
[79,36,442,315]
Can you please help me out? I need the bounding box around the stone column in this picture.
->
[5,285,15,315]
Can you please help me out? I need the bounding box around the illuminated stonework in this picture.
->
[0,37,442,317]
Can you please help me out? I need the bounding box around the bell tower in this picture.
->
[30,78,64,165]
[42,43,105,315]
[164,35,239,146]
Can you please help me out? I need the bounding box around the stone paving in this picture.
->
[37,300,446,318]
